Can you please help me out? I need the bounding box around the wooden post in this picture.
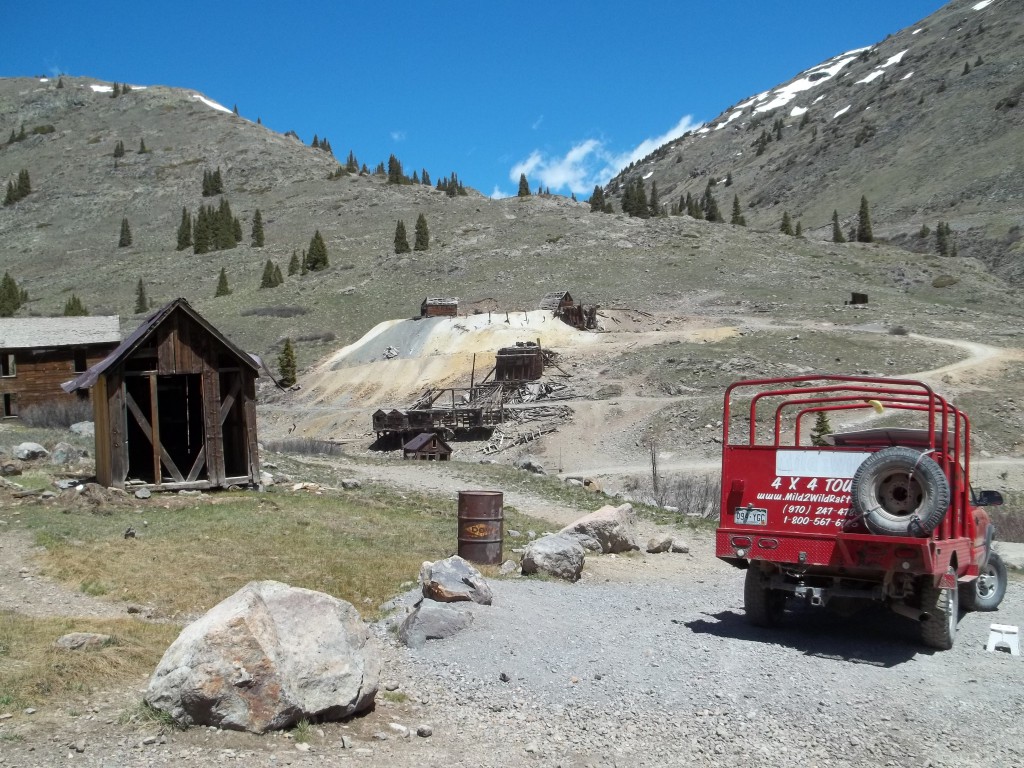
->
[149,373,161,484]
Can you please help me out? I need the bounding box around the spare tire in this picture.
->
[851,446,949,537]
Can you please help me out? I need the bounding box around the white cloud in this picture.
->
[390,130,406,142]
[531,115,544,130]
[508,115,700,196]
[490,185,510,199]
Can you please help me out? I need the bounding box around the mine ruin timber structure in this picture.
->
[63,298,260,491]
[538,290,599,330]
[420,297,459,318]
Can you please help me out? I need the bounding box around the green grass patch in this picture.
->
[0,613,179,712]
[15,485,550,619]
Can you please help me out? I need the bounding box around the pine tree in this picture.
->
[919,223,930,238]
[233,104,239,115]
[260,260,276,288]
[113,140,125,158]
[63,294,88,316]
[936,221,950,256]
[730,195,746,226]
[134,279,149,313]
[809,412,833,446]
[202,170,212,196]
[857,195,873,242]
[590,185,606,213]
[795,221,803,237]
[306,230,329,271]
[703,189,723,222]
[56,77,64,89]
[278,339,299,387]
[16,170,30,198]
[518,173,531,197]
[421,169,431,186]
[138,138,147,154]
[232,216,243,244]
[411,170,419,184]
[832,210,846,243]
[251,209,265,246]
[118,217,132,247]
[193,207,212,254]
[394,220,411,254]
[414,213,429,251]
[725,172,733,187]
[215,267,231,297]
[176,207,192,250]
[272,263,283,285]
[278,339,298,387]
[780,211,794,235]
[387,154,404,184]
[288,250,300,275]
[111,82,121,98]
[3,181,15,206]
[345,151,358,172]
[0,272,26,317]
[648,181,661,218]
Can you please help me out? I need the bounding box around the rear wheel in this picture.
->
[960,551,1007,612]
[920,567,959,650]
[744,567,785,627]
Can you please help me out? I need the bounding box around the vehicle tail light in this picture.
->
[731,536,752,548]
[757,538,779,550]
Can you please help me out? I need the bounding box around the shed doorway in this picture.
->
[125,374,207,484]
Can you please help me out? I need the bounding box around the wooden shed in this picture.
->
[62,298,260,491]
[402,432,452,461]
[0,316,120,417]
[420,297,459,318]
[539,291,574,312]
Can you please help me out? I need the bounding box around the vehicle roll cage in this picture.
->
[722,375,972,539]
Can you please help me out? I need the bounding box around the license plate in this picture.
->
[734,507,768,526]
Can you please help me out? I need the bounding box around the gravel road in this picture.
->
[2,465,1022,768]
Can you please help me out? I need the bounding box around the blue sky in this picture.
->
[3,0,947,198]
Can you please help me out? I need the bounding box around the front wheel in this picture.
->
[920,567,959,650]
[744,567,785,627]
[960,551,1007,612]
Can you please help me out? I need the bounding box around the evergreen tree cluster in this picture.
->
[110,82,132,98]
[0,272,28,317]
[202,168,224,197]
[3,170,32,206]
[5,124,27,145]
[620,178,649,218]
[260,260,284,288]
[310,134,334,155]
[63,294,88,316]
[387,154,407,184]
[436,173,467,197]
[113,140,125,159]
[192,199,241,254]
[589,185,613,213]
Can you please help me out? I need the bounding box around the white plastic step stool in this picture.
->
[986,624,1020,655]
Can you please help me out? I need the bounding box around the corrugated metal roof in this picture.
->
[62,298,258,392]
[422,297,458,306]
[0,316,121,349]
[403,432,450,452]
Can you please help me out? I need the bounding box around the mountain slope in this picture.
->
[607,0,1024,280]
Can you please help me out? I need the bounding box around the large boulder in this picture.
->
[420,556,493,605]
[398,601,474,649]
[515,456,546,474]
[50,442,83,465]
[521,534,585,582]
[145,581,379,733]
[559,503,639,554]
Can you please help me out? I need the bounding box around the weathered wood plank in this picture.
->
[125,389,185,483]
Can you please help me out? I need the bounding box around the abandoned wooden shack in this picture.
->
[402,432,452,461]
[420,297,459,318]
[495,342,544,382]
[539,290,598,330]
[0,316,121,418]
[62,298,260,491]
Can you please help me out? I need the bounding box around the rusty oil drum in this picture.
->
[457,490,503,565]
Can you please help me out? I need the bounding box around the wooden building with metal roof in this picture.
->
[420,297,459,318]
[62,298,260,491]
[402,432,452,461]
[0,316,121,418]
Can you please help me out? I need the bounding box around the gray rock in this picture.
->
[646,534,673,554]
[70,421,95,437]
[499,559,519,575]
[521,534,585,582]
[134,488,152,500]
[14,442,48,461]
[514,456,546,474]
[416,725,433,738]
[55,632,112,650]
[565,532,604,552]
[341,479,361,489]
[259,471,275,487]
[670,539,690,554]
[398,601,474,648]
[145,580,379,733]
[420,555,493,605]
[565,478,584,487]
[49,441,82,465]
[559,503,639,554]
[0,459,24,477]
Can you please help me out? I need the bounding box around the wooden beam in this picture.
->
[186,447,207,482]
[218,376,241,425]
[149,374,161,485]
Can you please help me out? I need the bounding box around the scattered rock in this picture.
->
[55,632,112,651]
[398,600,474,648]
[388,723,410,738]
[145,580,380,733]
[416,725,433,738]
[499,559,519,576]
[559,503,639,554]
[670,539,690,554]
[514,456,546,474]
[420,555,493,605]
[521,534,585,582]
[49,442,82,465]
[646,534,673,554]
[341,479,361,489]
[14,442,48,461]
[259,470,275,487]
[70,421,95,437]
[134,488,152,500]
[0,459,24,477]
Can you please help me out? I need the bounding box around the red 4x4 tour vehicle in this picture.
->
[715,375,1007,649]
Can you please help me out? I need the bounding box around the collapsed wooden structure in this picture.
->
[63,298,260,491]
[538,290,599,330]
[0,316,121,417]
